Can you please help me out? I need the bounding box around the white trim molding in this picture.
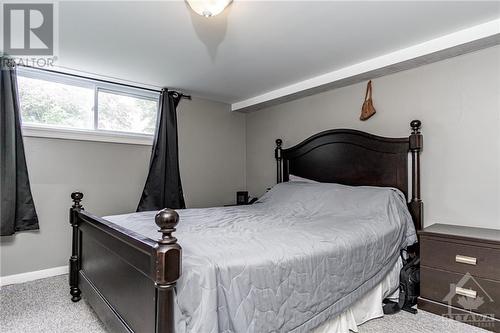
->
[232,18,500,112]
[22,125,154,146]
[0,266,68,287]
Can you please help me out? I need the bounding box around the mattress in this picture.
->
[105,182,416,333]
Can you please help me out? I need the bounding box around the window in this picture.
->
[17,67,160,145]
[97,90,157,135]
[18,75,95,130]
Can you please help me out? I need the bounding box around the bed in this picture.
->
[68,120,424,333]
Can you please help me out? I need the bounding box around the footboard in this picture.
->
[69,192,181,333]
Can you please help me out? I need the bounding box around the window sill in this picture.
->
[22,125,154,146]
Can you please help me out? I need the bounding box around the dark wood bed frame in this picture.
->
[68,120,423,333]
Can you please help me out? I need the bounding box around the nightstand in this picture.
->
[418,224,500,332]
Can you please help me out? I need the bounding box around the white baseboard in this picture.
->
[0,266,68,287]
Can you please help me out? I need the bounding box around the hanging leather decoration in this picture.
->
[360,80,376,121]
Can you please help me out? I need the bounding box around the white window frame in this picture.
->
[18,67,160,145]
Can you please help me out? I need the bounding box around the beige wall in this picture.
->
[179,98,246,208]
[0,97,246,277]
[246,46,500,230]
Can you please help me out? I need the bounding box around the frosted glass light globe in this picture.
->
[186,0,232,17]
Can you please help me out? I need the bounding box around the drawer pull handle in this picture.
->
[455,255,477,265]
[455,287,477,299]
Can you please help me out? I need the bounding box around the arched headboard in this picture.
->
[275,120,423,230]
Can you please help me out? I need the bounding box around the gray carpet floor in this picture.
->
[0,274,487,333]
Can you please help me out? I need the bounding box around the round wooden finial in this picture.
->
[71,192,83,208]
[155,209,179,230]
[410,120,421,133]
[155,209,179,244]
[276,139,282,147]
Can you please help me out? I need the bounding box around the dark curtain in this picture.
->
[0,60,39,236]
[137,89,185,211]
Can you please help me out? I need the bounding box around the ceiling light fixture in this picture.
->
[186,0,232,18]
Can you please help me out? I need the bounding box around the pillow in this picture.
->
[256,181,416,246]
[288,174,319,183]
[257,181,402,214]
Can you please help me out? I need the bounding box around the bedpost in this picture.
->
[409,120,423,231]
[154,209,182,333]
[275,139,283,183]
[69,191,83,302]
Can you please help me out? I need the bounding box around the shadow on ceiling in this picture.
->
[185,1,231,62]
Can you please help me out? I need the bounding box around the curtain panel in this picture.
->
[0,60,39,236]
[137,89,185,211]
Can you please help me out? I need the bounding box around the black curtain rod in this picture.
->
[17,64,192,100]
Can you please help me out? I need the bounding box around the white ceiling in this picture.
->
[57,1,500,104]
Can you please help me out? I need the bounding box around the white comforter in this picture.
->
[105,182,416,333]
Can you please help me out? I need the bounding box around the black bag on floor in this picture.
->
[383,249,420,315]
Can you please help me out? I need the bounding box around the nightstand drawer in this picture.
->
[421,267,500,317]
[421,238,500,281]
